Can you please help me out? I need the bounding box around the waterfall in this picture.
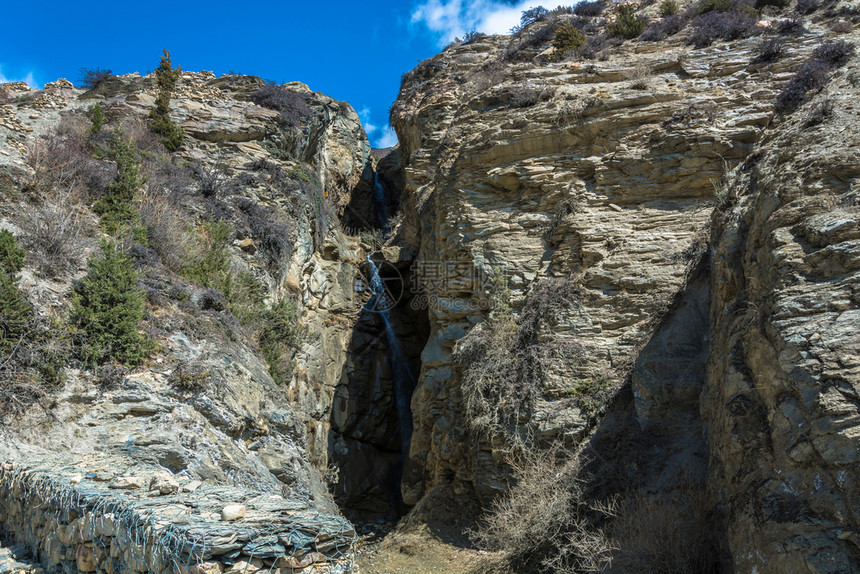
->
[366,256,414,454]
[373,173,390,235]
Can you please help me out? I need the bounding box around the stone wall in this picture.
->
[0,461,354,574]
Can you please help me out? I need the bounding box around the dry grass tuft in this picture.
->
[609,480,718,573]
[138,188,195,272]
[626,63,652,90]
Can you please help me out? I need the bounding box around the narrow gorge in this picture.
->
[1,1,859,573]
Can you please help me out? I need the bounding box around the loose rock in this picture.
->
[221,504,246,522]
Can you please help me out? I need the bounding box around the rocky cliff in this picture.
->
[707,51,860,572]
[0,71,370,573]
[388,18,782,504]
[1,2,859,573]
[384,3,860,572]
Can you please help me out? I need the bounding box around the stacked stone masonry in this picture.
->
[0,461,354,574]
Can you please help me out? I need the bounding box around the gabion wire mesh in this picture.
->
[0,459,356,573]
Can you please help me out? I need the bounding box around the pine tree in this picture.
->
[258,297,307,385]
[609,4,646,39]
[71,240,152,366]
[0,231,30,350]
[552,22,586,59]
[0,272,30,349]
[0,230,25,276]
[95,131,147,242]
[89,102,105,136]
[148,49,183,152]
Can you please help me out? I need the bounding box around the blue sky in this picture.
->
[1,0,549,147]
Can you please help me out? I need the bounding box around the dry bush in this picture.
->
[824,4,860,21]
[511,6,551,33]
[192,160,228,198]
[141,155,194,198]
[639,14,687,41]
[19,123,101,278]
[553,100,585,129]
[574,1,605,17]
[462,30,487,44]
[19,190,88,277]
[544,198,579,239]
[776,17,806,35]
[455,275,584,447]
[468,63,506,92]
[78,68,114,90]
[134,132,195,270]
[0,319,69,415]
[831,19,853,33]
[118,116,167,155]
[626,63,652,89]
[235,197,294,269]
[473,447,616,574]
[776,40,855,113]
[610,482,718,573]
[241,159,331,250]
[812,39,855,66]
[26,124,113,197]
[249,84,313,127]
[678,226,711,264]
[505,23,556,60]
[456,320,525,439]
[795,0,818,13]
[94,361,129,389]
[751,38,786,64]
[138,188,195,271]
[1,252,69,413]
[582,33,616,60]
[662,103,718,127]
[688,10,761,48]
[507,82,552,108]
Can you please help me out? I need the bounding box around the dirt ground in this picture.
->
[354,521,511,574]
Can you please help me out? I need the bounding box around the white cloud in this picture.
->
[0,65,39,87]
[359,107,397,148]
[359,107,379,135]
[411,0,551,45]
[376,126,399,149]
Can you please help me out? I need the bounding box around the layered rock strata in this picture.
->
[389,25,824,506]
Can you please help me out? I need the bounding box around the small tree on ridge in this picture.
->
[149,49,183,152]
